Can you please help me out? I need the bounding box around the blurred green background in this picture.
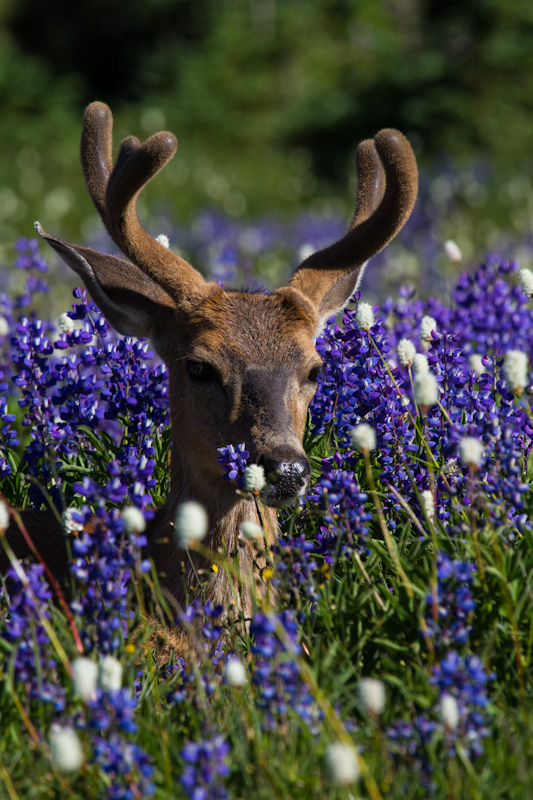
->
[1,0,533,275]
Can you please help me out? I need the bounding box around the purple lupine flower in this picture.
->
[217,442,249,488]
[0,563,65,711]
[307,462,371,556]
[274,533,321,617]
[180,735,230,800]
[425,553,476,646]
[249,610,321,731]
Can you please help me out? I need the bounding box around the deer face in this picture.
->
[160,289,321,506]
[36,102,418,518]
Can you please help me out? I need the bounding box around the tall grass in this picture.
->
[1,230,533,798]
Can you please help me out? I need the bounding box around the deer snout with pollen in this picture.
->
[258,446,311,507]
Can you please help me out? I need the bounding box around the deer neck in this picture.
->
[149,441,278,614]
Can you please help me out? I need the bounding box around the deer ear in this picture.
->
[36,223,176,338]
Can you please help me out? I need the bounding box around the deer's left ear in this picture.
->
[287,130,418,333]
[36,223,177,338]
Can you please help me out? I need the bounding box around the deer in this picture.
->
[2,102,418,636]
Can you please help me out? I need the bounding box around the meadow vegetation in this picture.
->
[1,2,533,795]
[1,219,533,797]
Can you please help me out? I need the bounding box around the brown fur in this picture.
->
[4,103,418,648]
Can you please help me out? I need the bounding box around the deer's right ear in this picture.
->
[36,223,176,338]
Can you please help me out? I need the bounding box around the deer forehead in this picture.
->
[185,289,319,368]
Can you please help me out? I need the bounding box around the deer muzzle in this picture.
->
[258,446,311,507]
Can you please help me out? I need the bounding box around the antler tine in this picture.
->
[81,102,114,219]
[80,102,207,303]
[288,129,417,311]
[348,137,386,231]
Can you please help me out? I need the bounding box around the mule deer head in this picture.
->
[27,102,417,616]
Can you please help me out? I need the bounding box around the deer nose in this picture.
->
[259,446,311,499]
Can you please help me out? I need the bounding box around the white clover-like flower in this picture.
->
[440,694,460,730]
[350,423,376,452]
[420,315,437,342]
[175,501,209,548]
[325,741,360,786]
[155,233,170,248]
[0,499,9,532]
[443,239,462,263]
[413,353,429,375]
[442,458,461,477]
[519,267,533,297]
[72,657,98,702]
[414,371,439,407]
[298,243,316,262]
[468,353,485,376]
[459,437,484,468]
[239,520,262,541]
[58,312,75,334]
[504,349,528,393]
[420,489,435,520]
[355,301,375,331]
[99,655,123,691]
[122,505,146,534]
[397,338,416,367]
[62,508,83,535]
[243,464,266,493]
[358,677,386,716]
[0,316,9,338]
[224,658,247,687]
[49,725,84,772]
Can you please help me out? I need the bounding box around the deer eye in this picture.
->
[186,360,219,382]
[307,365,322,383]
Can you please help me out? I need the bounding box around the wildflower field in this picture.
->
[1,211,533,799]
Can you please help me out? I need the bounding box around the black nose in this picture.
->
[259,446,311,497]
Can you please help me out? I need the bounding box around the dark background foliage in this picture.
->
[0,0,532,263]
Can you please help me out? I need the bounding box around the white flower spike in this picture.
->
[224,658,247,687]
[459,437,484,468]
[99,655,123,691]
[72,657,98,701]
[175,501,209,549]
[122,505,146,534]
[49,726,84,772]
[350,423,376,453]
[414,371,439,408]
[504,349,528,394]
[243,464,266,493]
[444,239,462,263]
[421,489,435,520]
[58,312,75,334]
[440,694,460,730]
[397,338,416,367]
[519,268,533,297]
[239,520,262,541]
[355,301,375,331]
[0,499,10,533]
[62,508,84,535]
[358,677,386,716]
[468,354,485,376]
[325,741,360,786]
[420,315,437,342]
[413,353,429,375]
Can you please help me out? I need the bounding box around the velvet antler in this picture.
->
[287,129,417,327]
[79,102,207,302]
[35,103,216,336]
